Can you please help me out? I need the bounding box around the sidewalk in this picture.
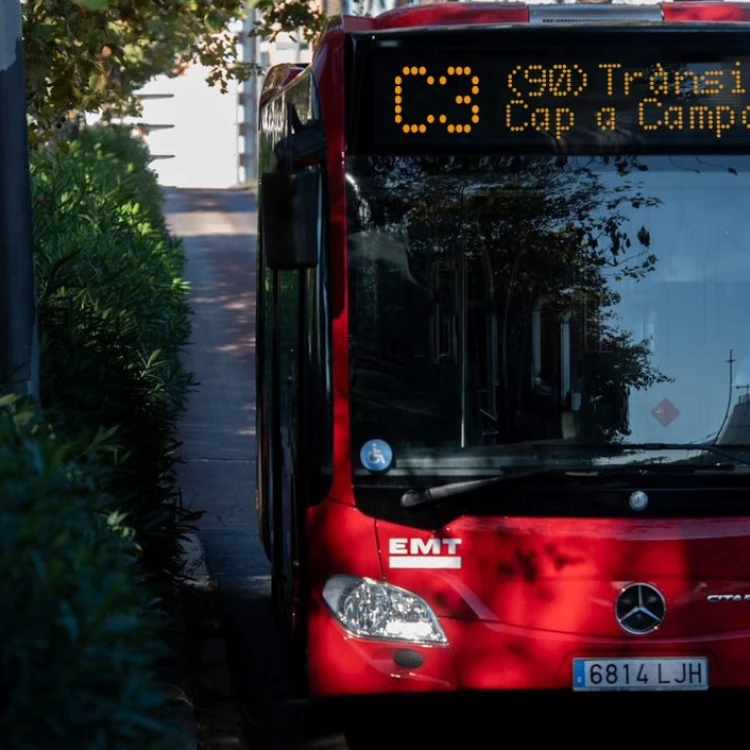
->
[165,186,258,750]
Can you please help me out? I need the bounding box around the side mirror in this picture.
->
[261,169,319,270]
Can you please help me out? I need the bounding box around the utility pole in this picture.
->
[0,0,39,400]
[239,5,260,186]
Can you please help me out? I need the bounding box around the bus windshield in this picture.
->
[346,154,750,474]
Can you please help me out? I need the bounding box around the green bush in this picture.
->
[0,394,174,749]
[30,125,196,581]
[0,125,196,747]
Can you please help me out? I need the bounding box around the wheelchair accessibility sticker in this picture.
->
[360,440,393,472]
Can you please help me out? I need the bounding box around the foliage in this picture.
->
[0,394,174,750]
[248,0,328,45]
[30,124,197,583]
[248,0,397,45]
[22,0,254,144]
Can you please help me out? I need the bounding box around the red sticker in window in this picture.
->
[651,398,680,427]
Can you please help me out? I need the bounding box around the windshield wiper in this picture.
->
[401,468,558,510]
[399,450,749,511]
[532,441,750,467]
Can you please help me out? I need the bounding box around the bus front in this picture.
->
[309,10,750,701]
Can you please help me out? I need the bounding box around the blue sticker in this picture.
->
[360,439,393,472]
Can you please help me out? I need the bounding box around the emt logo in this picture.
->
[388,537,462,569]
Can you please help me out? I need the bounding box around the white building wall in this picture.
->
[135,66,241,189]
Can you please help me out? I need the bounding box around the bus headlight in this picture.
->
[322,576,448,645]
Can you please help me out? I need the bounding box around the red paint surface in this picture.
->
[308,507,750,696]
[662,1,750,22]
[312,30,355,507]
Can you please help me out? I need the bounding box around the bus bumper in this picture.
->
[307,602,750,697]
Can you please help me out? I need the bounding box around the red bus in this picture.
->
[256,0,750,724]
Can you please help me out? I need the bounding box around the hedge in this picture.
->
[31,125,196,580]
[0,125,195,747]
[0,395,173,749]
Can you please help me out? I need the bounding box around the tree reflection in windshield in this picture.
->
[346,155,750,461]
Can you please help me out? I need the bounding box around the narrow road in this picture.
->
[165,187,348,749]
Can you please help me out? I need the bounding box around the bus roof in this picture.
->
[259,2,750,107]
[323,1,750,34]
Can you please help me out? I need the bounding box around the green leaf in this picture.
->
[75,0,110,10]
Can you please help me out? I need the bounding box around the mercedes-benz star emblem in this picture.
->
[615,583,666,635]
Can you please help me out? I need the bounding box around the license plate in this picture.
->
[572,657,709,691]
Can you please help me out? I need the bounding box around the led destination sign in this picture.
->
[355,31,750,152]
[395,60,747,140]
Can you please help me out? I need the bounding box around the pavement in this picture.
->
[165,187,348,750]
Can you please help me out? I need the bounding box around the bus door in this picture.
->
[273,267,301,622]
